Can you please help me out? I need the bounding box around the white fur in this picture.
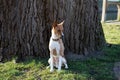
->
[48,55,68,72]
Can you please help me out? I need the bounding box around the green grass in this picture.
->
[102,24,120,44]
[0,24,120,80]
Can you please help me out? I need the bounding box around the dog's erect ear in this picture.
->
[57,21,64,26]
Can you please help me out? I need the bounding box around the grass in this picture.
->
[0,24,120,80]
[102,24,120,44]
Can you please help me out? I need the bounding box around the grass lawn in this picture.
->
[0,24,120,80]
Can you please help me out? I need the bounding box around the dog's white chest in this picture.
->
[49,37,60,51]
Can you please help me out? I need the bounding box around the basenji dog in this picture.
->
[48,21,68,72]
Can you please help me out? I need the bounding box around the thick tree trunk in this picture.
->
[0,0,105,61]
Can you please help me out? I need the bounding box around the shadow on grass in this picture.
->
[66,43,120,80]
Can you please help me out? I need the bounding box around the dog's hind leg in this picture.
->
[46,58,51,69]
[62,57,68,69]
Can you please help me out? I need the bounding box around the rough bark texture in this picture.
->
[0,0,105,61]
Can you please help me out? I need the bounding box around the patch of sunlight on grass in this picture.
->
[0,58,47,80]
[102,24,120,44]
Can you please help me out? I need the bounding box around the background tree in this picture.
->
[0,0,105,61]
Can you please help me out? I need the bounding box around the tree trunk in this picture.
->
[0,0,105,61]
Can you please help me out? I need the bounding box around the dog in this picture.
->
[48,21,68,72]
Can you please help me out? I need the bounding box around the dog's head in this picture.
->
[52,21,64,38]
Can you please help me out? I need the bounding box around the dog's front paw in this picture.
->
[57,68,61,72]
[57,69,61,72]
[65,66,68,69]
[65,65,68,69]
[50,69,54,72]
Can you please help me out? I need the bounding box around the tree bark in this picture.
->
[0,0,105,61]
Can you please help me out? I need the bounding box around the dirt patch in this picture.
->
[65,51,103,61]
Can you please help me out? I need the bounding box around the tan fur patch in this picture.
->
[52,21,62,37]
[53,57,59,65]
[53,49,57,56]
[59,39,64,57]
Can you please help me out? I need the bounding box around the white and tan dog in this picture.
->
[48,21,68,72]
